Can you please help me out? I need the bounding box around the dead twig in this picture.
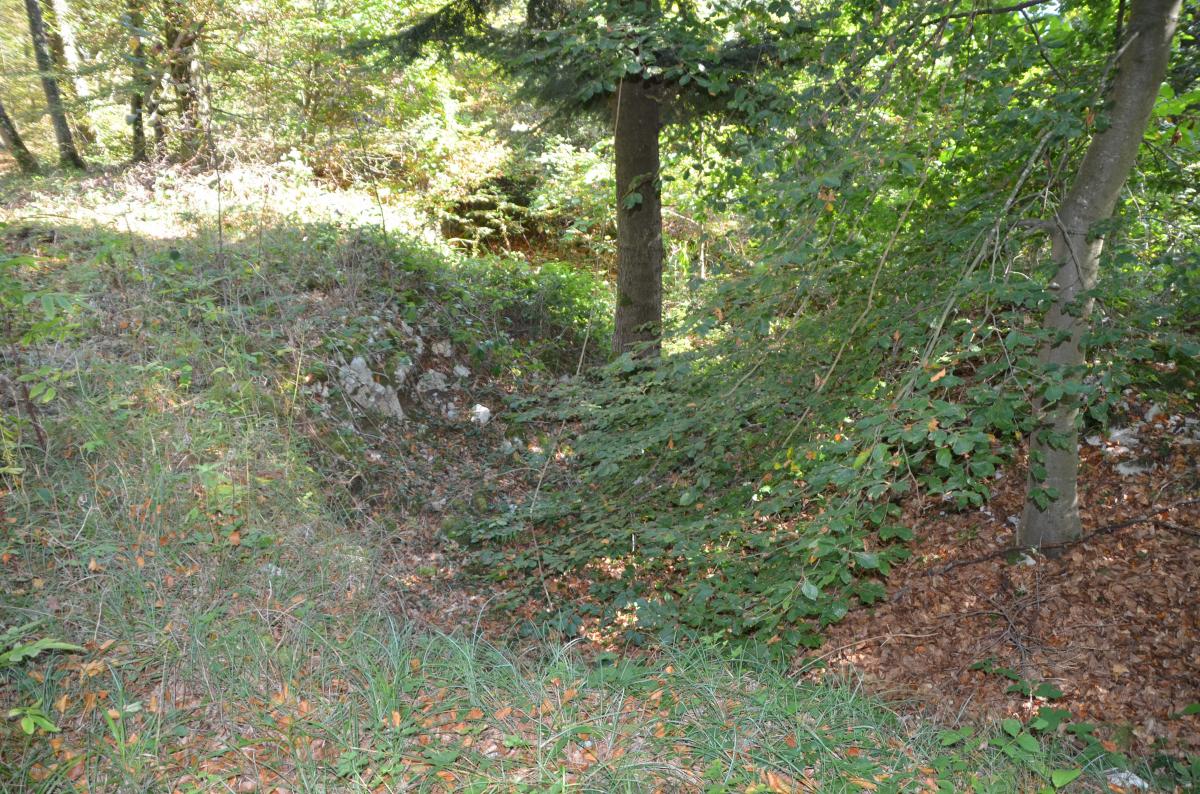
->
[877,498,1200,608]
[1153,518,1200,539]
[801,631,940,666]
[923,497,1200,579]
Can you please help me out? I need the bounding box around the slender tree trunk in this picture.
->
[1018,0,1182,551]
[612,77,663,358]
[128,0,148,162]
[0,96,41,174]
[41,0,96,144]
[23,0,84,169]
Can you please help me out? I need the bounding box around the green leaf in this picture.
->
[1001,718,1021,737]
[1050,768,1081,788]
[970,460,996,477]
[1016,732,1040,753]
[879,524,913,541]
[852,446,872,469]
[854,551,880,570]
[1033,682,1063,700]
[938,727,971,746]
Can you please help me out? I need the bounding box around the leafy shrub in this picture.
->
[1,622,81,735]
[1,249,78,471]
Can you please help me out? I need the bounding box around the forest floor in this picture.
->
[818,406,1200,756]
[1,165,1196,792]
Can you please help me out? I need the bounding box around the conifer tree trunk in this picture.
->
[1018,0,1181,551]
[612,77,663,358]
[0,96,41,174]
[23,0,85,169]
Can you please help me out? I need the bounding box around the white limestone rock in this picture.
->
[340,356,405,420]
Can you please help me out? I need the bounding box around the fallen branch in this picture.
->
[1153,518,1200,539]
[801,631,940,666]
[883,498,1200,604]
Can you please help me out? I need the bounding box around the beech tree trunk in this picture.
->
[1018,0,1182,551]
[23,0,85,169]
[612,77,663,358]
[0,96,41,174]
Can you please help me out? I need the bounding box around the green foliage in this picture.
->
[454,0,1200,653]
[0,0,1197,784]
[1,249,79,471]
[0,624,82,670]
[1,622,81,735]
[519,0,814,111]
[303,226,610,376]
[0,188,1098,787]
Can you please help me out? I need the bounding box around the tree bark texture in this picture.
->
[1019,0,1182,550]
[23,0,85,169]
[42,0,96,143]
[0,96,41,174]
[162,3,205,161]
[128,0,148,162]
[613,77,663,358]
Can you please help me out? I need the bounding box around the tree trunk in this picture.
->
[41,0,96,144]
[23,0,85,169]
[612,77,663,358]
[128,0,148,162]
[1018,0,1182,551]
[0,96,41,174]
[162,4,204,161]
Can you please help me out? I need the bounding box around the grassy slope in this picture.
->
[1,167,1093,792]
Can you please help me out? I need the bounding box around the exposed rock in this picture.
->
[472,404,492,426]
[340,356,405,420]
[395,356,416,386]
[1106,770,1150,790]
[1108,427,1141,447]
[1115,461,1154,477]
[417,370,449,394]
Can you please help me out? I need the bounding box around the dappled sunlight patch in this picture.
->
[2,164,433,243]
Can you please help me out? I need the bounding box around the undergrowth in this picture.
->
[0,167,1145,791]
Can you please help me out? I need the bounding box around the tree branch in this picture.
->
[923,0,1056,27]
